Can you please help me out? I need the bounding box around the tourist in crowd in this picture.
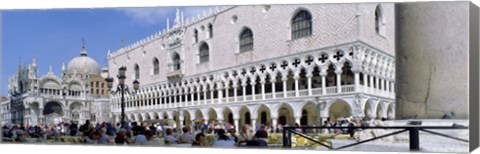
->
[192,133,206,147]
[239,125,253,145]
[145,130,162,146]
[164,128,177,144]
[97,128,111,144]
[149,124,157,136]
[133,131,148,145]
[85,131,101,144]
[179,126,195,144]
[228,128,239,145]
[212,129,235,148]
[246,130,269,148]
[69,121,78,136]
[131,122,144,136]
[80,120,94,137]
[347,120,356,140]
[114,128,130,145]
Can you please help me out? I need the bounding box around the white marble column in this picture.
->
[354,71,360,92]
[190,91,195,106]
[203,87,208,105]
[210,85,215,104]
[320,71,327,95]
[271,78,276,99]
[306,72,313,96]
[217,84,223,104]
[336,69,342,93]
[242,82,247,101]
[225,84,229,103]
[295,117,301,125]
[294,74,300,97]
[251,119,257,132]
[197,89,201,106]
[234,118,240,133]
[233,84,238,102]
[260,79,266,100]
[251,81,256,101]
[272,118,278,133]
[282,76,288,98]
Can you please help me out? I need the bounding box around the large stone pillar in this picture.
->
[396,2,470,119]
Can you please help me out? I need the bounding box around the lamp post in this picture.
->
[105,66,140,128]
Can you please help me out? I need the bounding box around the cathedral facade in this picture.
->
[0,48,111,126]
[106,4,396,132]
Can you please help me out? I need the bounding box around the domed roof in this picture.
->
[67,48,100,76]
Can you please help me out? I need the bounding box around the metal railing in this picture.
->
[282,125,469,151]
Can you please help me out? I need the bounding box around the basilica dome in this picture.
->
[67,48,100,76]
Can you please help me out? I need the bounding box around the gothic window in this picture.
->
[173,53,181,71]
[239,28,253,53]
[134,64,140,80]
[291,10,312,40]
[375,5,385,36]
[153,58,160,75]
[193,29,198,43]
[208,24,213,38]
[199,43,209,63]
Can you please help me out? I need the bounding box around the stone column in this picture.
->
[363,73,368,91]
[295,116,301,125]
[272,118,278,133]
[234,118,240,133]
[178,116,184,132]
[210,85,215,104]
[270,77,276,99]
[282,76,288,98]
[306,72,313,96]
[184,92,188,107]
[197,88,201,106]
[225,84,229,103]
[251,119,257,132]
[260,79,266,100]
[174,91,178,108]
[217,84,224,104]
[354,71,360,92]
[251,80,256,101]
[294,73,300,97]
[233,84,238,102]
[320,69,327,95]
[335,69,342,93]
[203,86,208,105]
[190,90,195,106]
[242,82,247,101]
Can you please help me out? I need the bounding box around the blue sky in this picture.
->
[1,6,216,96]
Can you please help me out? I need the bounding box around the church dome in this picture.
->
[67,48,100,76]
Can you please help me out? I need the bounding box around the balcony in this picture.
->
[116,84,396,113]
[167,70,184,78]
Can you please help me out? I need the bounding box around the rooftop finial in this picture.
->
[174,8,181,26]
[121,37,125,48]
[80,38,87,56]
[82,37,85,49]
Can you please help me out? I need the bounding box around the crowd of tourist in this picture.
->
[1,116,373,146]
